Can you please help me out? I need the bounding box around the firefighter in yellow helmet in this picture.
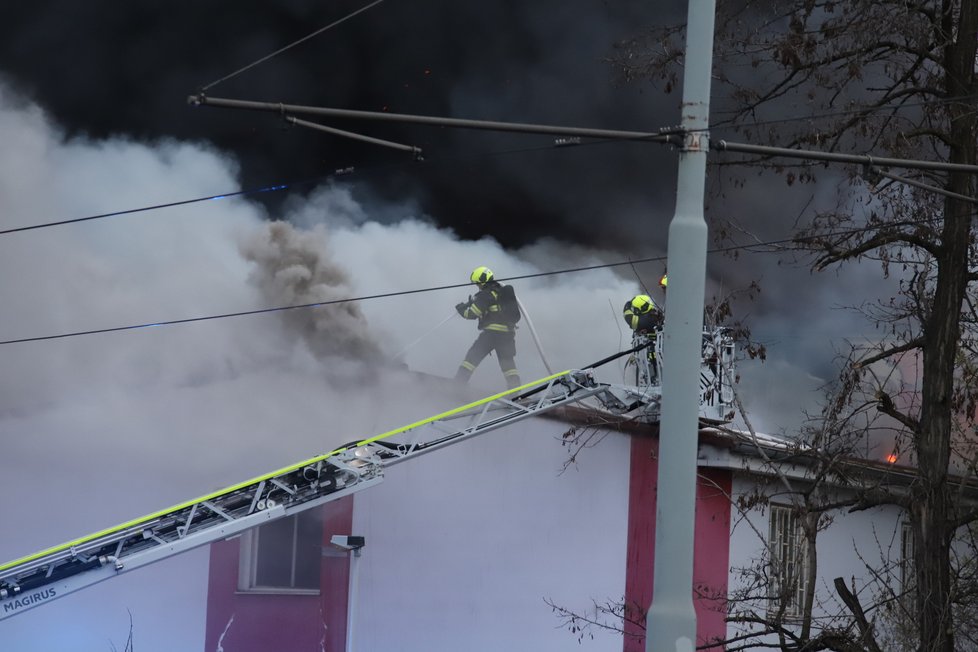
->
[623,293,663,386]
[622,294,663,334]
[455,266,522,389]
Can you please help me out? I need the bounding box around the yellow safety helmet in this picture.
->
[470,266,494,285]
[630,294,656,314]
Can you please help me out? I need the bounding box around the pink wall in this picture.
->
[623,435,732,652]
[204,497,354,652]
[692,467,733,647]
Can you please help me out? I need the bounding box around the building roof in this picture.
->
[543,402,978,505]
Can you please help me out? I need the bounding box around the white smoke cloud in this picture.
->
[0,82,654,651]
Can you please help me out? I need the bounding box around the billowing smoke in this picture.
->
[0,1,899,445]
[0,81,656,651]
[240,220,381,363]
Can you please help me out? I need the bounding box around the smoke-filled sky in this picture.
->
[0,2,904,650]
[1,0,688,250]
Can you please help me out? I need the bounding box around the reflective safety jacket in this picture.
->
[459,281,517,333]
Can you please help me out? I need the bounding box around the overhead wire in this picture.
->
[0,140,611,236]
[199,0,386,92]
[3,77,974,344]
[8,88,978,236]
[6,131,971,238]
[712,92,978,131]
[0,183,291,236]
[0,213,956,347]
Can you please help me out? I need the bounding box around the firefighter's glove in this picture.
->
[455,302,467,316]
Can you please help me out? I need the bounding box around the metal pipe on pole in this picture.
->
[287,116,422,156]
[188,94,673,143]
[645,0,716,650]
[189,97,978,174]
[347,547,361,652]
[713,139,978,173]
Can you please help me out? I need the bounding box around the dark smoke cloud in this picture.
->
[0,0,684,250]
[240,221,382,362]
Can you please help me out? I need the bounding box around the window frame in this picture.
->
[237,511,322,595]
[767,503,810,619]
[899,521,915,608]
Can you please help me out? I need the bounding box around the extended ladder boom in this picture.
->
[0,369,650,620]
[1,326,738,620]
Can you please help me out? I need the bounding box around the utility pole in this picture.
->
[645,0,716,650]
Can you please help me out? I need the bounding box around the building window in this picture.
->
[238,510,323,593]
[768,504,809,618]
[900,521,915,605]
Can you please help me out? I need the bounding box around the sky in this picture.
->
[0,2,904,650]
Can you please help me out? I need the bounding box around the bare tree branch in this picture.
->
[852,337,925,369]
[833,577,884,652]
[875,390,921,432]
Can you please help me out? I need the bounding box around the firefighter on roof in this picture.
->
[455,266,522,389]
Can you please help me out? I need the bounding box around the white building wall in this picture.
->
[351,416,632,652]
[726,473,906,644]
[814,501,905,615]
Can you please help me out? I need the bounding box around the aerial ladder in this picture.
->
[0,329,736,621]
